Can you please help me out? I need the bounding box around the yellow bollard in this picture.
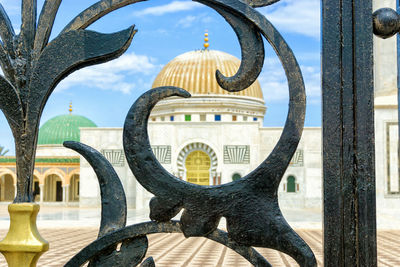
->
[0,203,49,267]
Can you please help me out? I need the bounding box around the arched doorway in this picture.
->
[287,175,296,193]
[0,174,15,201]
[69,174,80,202]
[32,176,40,202]
[44,174,63,202]
[185,150,211,185]
[177,142,218,185]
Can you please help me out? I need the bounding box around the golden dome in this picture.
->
[152,50,264,100]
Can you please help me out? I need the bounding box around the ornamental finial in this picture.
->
[204,30,209,50]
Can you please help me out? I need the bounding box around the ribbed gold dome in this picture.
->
[152,50,263,99]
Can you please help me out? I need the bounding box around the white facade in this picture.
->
[49,15,400,212]
[80,122,322,209]
[78,32,400,211]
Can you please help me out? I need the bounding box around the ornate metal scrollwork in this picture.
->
[0,0,316,266]
[65,84,315,266]
[67,0,316,265]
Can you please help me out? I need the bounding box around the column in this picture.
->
[13,183,16,199]
[62,185,69,204]
[39,184,44,203]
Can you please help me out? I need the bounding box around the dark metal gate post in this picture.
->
[322,0,377,266]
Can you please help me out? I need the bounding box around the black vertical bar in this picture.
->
[354,0,377,265]
[322,0,343,264]
[397,0,400,195]
[322,0,377,266]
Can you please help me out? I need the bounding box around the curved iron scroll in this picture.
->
[65,220,270,266]
[122,86,314,266]
[62,0,315,266]
[0,0,316,266]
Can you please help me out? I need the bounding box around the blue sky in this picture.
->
[0,0,320,155]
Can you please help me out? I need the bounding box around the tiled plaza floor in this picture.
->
[0,228,398,266]
[0,205,398,266]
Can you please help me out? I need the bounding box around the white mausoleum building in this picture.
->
[79,49,322,209]
[0,19,399,211]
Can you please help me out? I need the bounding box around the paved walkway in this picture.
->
[0,228,398,266]
[0,205,397,266]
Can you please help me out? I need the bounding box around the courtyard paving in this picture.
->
[0,205,397,266]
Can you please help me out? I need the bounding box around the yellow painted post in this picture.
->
[0,203,49,267]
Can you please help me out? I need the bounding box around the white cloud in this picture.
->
[133,1,202,16]
[260,0,320,38]
[56,52,160,94]
[177,15,197,28]
[259,57,320,104]
[176,14,213,28]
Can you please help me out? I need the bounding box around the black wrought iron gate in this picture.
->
[0,0,398,266]
[322,0,377,266]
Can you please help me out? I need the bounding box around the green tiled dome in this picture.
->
[38,114,97,145]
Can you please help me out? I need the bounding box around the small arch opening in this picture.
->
[69,174,80,202]
[0,174,15,201]
[44,174,63,202]
[287,175,296,193]
[32,176,40,202]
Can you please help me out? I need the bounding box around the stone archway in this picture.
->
[32,176,40,202]
[0,174,15,201]
[177,142,218,185]
[44,174,63,202]
[69,174,80,202]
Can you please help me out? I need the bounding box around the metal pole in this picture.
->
[322,0,377,266]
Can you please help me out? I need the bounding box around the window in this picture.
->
[215,114,221,121]
[200,114,206,121]
[253,117,258,121]
[185,114,191,121]
[232,173,241,181]
[170,116,174,121]
[243,116,248,121]
[287,175,296,192]
[232,115,237,121]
